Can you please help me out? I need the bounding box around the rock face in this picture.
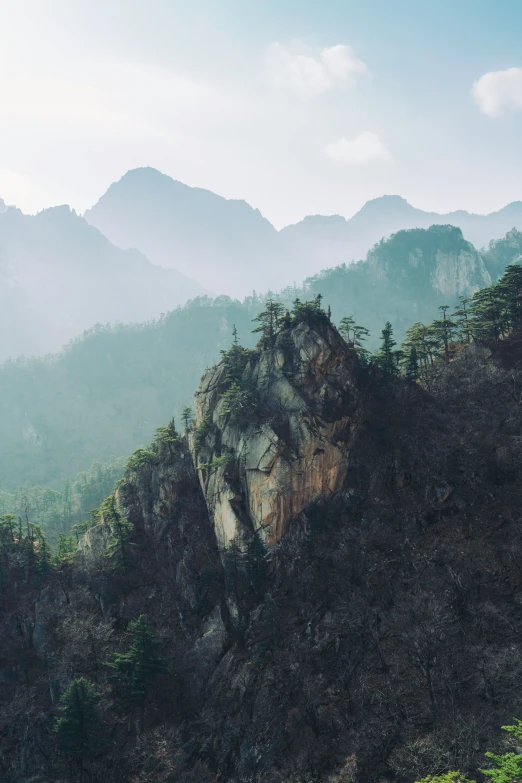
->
[190,322,361,547]
[366,224,491,299]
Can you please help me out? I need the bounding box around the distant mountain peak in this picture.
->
[0,198,6,214]
[354,194,415,217]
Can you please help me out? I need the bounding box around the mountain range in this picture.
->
[0,205,204,361]
[2,167,522,363]
[86,167,522,294]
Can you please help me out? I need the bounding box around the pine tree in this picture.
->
[55,533,76,563]
[54,678,106,773]
[0,514,17,545]
[431,305,458,362]
[36,531,53,581]
[105,614,164,728]
[232,323,239,345]
[291,295,330,329]
[376,321,398,378]
[405,346,419,381]
[500,264,522,334]
[181,407,194,433]
[338,316,356,344]
[470,284,506,341]
[103,496,134,570]
[252,299,285,347]
[452,296,472,344]
[480,718,522,782]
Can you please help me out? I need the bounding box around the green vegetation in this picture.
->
[106,614,164,724]
[0,456,126,545]
[413,719,522,782]
[54,678,106,768]
[103,495,135,570]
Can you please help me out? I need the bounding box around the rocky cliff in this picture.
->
[190,322,361,547]
[3,324,522,783]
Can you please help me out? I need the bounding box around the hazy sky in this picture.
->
[1,0,522,228]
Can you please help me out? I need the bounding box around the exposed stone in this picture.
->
[190,322,361,547]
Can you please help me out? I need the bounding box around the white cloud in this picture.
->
[324,132,392,165]
[266,42,366,97]
[472,67,522,117]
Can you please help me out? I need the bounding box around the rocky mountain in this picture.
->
[306,224,491,342]
[0,205,204,360]
[3,319,522,782]
[482,227,522,281]
[281,195,522,277]
[84,167,282,298]
[85,169,522,293]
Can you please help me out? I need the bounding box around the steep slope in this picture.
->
[306,224,491,341]
[0,205,204,361]
[3,323,522,783]
[191,321,361,546]
[85,167,283,297]
[281,195,522,277]
[482,227,522,281]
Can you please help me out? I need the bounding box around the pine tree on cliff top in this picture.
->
[375,321,398,378]
[252,299,285,347]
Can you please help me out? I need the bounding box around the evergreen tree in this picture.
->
[0,514,17,545]
[470,284,506,341]
[105,614,164,727]
[291,295,330,328]
[431,305,458,362]
[232,323,239,345]
[103,496,134,570]
[405,346,419,381]
[55,533,76,563]
[452,296,472,344]
[181,406,194,433]
[36,531,53,580]
[252,299,285,347]
[480,718,522,782]
[500,264,522,334]
[375,321,398,378]
[338,316,356,344]
[54,678,105,774]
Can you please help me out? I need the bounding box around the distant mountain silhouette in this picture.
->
[85,170,522,294]
[0,205,204,361]
[85,167,282,297]
[280,195,522,278]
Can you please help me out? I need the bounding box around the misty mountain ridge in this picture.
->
[85,167,281,297]
[85,167,522,293]
[0,204,204,361]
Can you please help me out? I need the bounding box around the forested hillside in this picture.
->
[4,291,522,782]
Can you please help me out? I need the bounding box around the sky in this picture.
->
[1,0,522,228]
